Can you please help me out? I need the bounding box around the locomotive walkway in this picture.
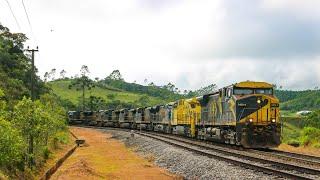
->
[50,127,180,179]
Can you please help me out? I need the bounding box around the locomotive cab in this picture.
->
[233,81,281,148]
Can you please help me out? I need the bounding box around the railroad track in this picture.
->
[158,132,320,169]
[264,149,320,163]
[73,125,320,179]
[248,148,320,169]
[134,131,319,180]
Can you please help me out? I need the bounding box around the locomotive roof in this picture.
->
[234,81,273,89]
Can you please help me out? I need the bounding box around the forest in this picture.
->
[0,24,68,178]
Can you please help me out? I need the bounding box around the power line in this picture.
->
[21,0,32,29]
[21,0,37,41]
[4,0,21,30]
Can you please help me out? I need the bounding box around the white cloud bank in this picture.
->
[0,0,319,90]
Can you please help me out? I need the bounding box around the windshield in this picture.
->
[255,89,273,95]
[234,89,254,95]
[234,88,273,95]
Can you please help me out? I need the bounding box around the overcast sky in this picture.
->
[1,0,319,90]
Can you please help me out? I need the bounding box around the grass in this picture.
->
[49,80,166,106]
[280,110,299,117]
[281,117,303,145]
[281,117,320,148]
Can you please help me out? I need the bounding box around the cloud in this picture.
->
[0,0,319,91]
[183,0,320,60]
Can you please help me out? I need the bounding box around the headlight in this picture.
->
[272,119,276,123]
[249,118,253,122]
[257,99,261,104]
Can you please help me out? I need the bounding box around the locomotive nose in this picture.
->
[236,95,270,123]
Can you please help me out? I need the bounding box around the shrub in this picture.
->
[305,110,320,129]
[43,147,51,160]
[0,118,24,169]
[299,127,320,146]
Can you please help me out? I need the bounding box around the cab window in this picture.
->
[255,89,273,95]
[227,88,232,98]
[233,88,253,95]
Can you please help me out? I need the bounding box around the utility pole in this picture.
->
[27,46,38,168]
[27,46,39,101]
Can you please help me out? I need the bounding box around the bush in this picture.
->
[43,147,51,160]
[287,139,300,147]
[313,143,320,148]
[0,118,24,169]
[299,127,320,146]
[305,110,320,129]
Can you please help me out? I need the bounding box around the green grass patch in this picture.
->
[281,117,320,148]
[49,80,166,106]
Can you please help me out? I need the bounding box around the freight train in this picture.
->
[68,81,281,148]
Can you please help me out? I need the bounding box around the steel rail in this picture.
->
[135,131,314,180]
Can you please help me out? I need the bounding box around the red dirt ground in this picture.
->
[276,144,320,157]
[50,127,182,180]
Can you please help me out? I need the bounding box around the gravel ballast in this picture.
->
[101,129,282,180]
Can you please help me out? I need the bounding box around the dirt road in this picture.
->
[51,127,181,180]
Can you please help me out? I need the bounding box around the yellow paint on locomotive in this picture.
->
[172,98,201,137]
[234,81,273,89]
[238,94,280,125]
[228,99,236,120]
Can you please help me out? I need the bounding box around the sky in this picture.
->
[0,0,319,90]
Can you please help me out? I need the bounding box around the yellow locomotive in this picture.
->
[169,81,280,148]
[196,81,280,148]
[68,81,281,148]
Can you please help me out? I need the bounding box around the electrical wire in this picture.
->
[21,0,32,30]
[21,0,37,42]
[4,0,21,30]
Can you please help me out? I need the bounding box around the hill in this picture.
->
[51,78,320,112]
[275,90,320,112]
[49,79,181,110]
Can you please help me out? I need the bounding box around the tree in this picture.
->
[106,70,123,81]
[164,82,175,92]
[148,82,155,87]
[0,24,48,105]
[80,65,89,77]
[60,69,66,79]
[306,110,320,129]
[11,96,67,168]
[134,95,150,107]
[44,72,50,82]
[0,89,24,169]
[194,84,217,96]
[87,96,106,111]
[69,65,95,110]
[0,118,24,169]
[49,68,56,81]
[107,94,115,100]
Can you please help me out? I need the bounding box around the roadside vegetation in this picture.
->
[281,111,320,148]
[274,89,320,148]
[0,24,68,178]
